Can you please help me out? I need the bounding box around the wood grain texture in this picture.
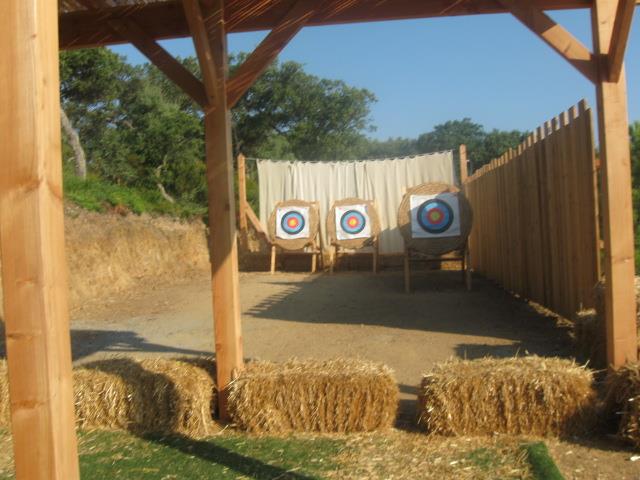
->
[607,0,635,82]
[195,0,244,419]
[497,0,596,83]
[0,0,80,478]
[465,102,599,320]
[592,0,638,366]
[59,0,594,50]
[227,0,318,107]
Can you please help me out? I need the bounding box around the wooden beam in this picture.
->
[75,0,209,106]
[227,0,318,108]
[608,0,635,82]
[497,0,597,83]
[592,0,638,366]
[459,144,468,184]
[237,153,248,230]
[59,0,595,50]
[108,19,209,107]
[0,0,80,479]
[183,0,220,106]
[196,0,244,420]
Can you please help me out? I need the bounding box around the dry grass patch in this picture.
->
[0,357,218,438]
[603,363,640,449]
[228,358,398,433]
[329,430,532,480]
[419,356,597,437]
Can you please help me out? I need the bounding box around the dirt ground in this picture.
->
[61,270,640,478]
[70,270,571,392]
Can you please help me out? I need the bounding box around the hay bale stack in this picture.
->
[75,357,217,437]
[0,357,217,437]
[418,356,597,437]
[573,309,606,368]
[602,364,640,449]
[228,359,398,433]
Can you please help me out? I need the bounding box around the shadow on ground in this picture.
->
[245,270,573,360]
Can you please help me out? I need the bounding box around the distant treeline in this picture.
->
[60,48,528,208]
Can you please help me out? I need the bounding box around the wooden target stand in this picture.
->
[268,200,323,274]
[399,182,474,293]
[327,198,381,274]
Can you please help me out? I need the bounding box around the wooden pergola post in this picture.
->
[0,0,80,479]
[184,0,244,420]
[592,0,638,367]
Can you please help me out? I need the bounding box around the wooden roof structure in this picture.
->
[1,0,638,478]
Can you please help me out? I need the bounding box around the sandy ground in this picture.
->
[64,270,640,478]
[70,270,572,392]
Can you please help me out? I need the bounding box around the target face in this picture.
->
[410,193,461,238]
[276,206,310,240]
[335,204,371,240]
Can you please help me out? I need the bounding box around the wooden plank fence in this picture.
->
[465,100,600,319]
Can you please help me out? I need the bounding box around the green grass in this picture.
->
[521,442,565,480]
[64,173,206,219]
[78,431,341,480]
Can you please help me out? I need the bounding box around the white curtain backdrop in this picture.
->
[257,152,457,254]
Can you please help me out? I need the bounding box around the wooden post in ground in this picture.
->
[184,0,244,419]
[592,0,638,366]
[459,144,468,184]
[237,153,248,231]
[0,0,80,478]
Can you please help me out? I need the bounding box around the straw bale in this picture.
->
[0,357,217,437]
[228,358,398,433]
[418,356,597,437]
[268,200,320,250]
[602,363,640,449]
[397,182,473,256]
[326,198,381,249]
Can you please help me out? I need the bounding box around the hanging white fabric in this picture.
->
[257,151,457,254]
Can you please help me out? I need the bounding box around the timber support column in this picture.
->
[186,0,244,419]
[592,0,637,366]
[0,0,80,478]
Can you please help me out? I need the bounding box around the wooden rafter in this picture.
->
[608,0,635,82]
[110,19,209,107]
[227,0,318,108]
[497,0,597,83]
[59,0,596,50]
[182,0,220,106]
[77,0,209,107]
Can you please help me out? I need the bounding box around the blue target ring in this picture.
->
[280,210,306,235]
[340,209,367,235]
[417,199,454,234]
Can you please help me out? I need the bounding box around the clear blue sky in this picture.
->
[110,9,639,141]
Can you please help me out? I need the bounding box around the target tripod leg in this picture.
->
[404,247,411,293]
[311,241,317,273]
[464,245,472,291]
[329,244,336,274]
[270,245,277,274]
[373,239,379,274]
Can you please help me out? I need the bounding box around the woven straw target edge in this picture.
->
[326,198,381,249]
[397,182,473,255]
[268,199,320,250]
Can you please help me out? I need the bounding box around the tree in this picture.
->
[231,57,376,160]
[415,118,526,171]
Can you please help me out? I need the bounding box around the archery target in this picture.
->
[276,206,310,240]
[410,193,461,238]
[335,204,371,240]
